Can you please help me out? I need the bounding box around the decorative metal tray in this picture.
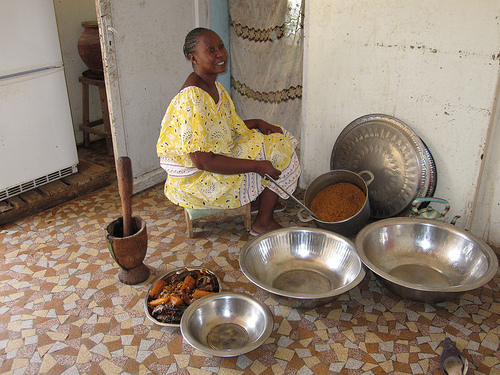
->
[421,138,437,199]
[330,114,433,218]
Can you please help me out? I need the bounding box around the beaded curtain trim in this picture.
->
[231,76,302,103]
[231,21,286,42]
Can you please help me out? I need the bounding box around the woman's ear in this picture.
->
[189,53,197,65]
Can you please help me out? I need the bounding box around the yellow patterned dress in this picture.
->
[156,82,301,210]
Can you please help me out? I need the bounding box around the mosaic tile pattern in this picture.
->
[1,146,499,374]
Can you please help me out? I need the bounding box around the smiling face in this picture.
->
[190,30,228,76]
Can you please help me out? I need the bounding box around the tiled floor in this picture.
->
[1,142,499,375]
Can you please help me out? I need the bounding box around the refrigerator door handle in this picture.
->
[0,66,63,86]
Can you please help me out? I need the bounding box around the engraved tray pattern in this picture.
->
[330,114,431,219]
[421,139,437,199]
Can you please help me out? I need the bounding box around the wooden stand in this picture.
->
[79,74,113,156]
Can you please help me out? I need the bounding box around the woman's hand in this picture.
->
[258,121,283,135]
[255,160,281,180]
[244,119,283,135]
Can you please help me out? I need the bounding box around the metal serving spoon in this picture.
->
[264,174,320,220]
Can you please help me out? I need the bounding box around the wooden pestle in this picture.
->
[116,156,133,237]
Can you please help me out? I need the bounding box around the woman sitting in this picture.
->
[156,27,301,235]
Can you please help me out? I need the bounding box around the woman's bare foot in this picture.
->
[250,217,282,235]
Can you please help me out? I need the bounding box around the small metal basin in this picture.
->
[239,227,366,308]
[355,218,499,303]
[180,292,273,357]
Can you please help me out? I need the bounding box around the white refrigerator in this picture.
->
[0,0,78,201]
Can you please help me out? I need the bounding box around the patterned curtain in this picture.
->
[229,0,304,142]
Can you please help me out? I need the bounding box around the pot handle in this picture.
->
[359,170,375,186]
[297,208,315,223]
[411,197,450,217]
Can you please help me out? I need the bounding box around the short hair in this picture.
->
[183,27,211,60]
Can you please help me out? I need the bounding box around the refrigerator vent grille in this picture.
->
[0,165,78,201]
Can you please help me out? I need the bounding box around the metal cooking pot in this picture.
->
[298,169,374,237]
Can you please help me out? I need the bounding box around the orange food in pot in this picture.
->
[311,182,365,222]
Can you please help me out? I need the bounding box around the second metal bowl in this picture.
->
[239,227,366,308]
[355,218,499,303]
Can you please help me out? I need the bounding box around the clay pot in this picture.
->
[77,21,104,78]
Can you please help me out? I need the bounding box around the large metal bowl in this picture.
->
[239,227,366,308]
[180,292,273,357]
[355,218,499,303]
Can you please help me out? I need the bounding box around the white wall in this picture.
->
[302,0,500,239]
[471,80,500,246]
[53,0,101,145]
